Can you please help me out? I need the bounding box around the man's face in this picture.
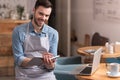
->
[33,6,52,27]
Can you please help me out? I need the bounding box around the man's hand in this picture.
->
[21,57,32,67]
[42,53,56,69]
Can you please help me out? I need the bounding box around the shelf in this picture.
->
[0,19,30,24]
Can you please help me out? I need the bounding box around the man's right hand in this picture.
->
[21,57,32,67]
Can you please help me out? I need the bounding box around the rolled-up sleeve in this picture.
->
[49,30,59,56]
[12,27,26,66]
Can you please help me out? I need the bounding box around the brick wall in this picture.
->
[0,20,30,77]
[0,33,12,56]
[0,32,14,76]
[0,23,16,33]
[0,23,16,76]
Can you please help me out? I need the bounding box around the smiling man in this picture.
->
[12,0,59,80]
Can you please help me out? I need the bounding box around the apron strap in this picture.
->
[26,23,30,35]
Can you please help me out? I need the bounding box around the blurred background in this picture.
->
[1,0,120,79]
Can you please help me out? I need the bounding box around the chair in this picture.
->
[84,34,90,46]
[54,56,82,80]
[85,32,109,63]
[91,32,109,46]
[76,34,90,47]
[90,32,120,63]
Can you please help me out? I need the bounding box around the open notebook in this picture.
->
[27,55,60,66]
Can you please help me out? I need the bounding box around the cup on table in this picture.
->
[106,63,120,75]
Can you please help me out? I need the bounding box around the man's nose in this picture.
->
[41,15,46,20]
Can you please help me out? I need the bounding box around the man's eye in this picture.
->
[39,13,43,15]
[46,15,49,17]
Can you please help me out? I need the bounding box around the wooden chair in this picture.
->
[84,34,90,46]
[85,32,109,63]
[91,32,109,46]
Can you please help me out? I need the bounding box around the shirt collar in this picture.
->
[29,22,48,34]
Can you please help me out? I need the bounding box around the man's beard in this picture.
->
[33,15,48,27]
[33,14,44,27]
[34,17,40,27]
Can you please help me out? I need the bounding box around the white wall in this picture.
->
[71,0,120,44]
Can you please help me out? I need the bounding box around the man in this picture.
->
[12,0,59,80]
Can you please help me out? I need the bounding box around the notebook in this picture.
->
[27,55,60,66]
[71,47,102,75]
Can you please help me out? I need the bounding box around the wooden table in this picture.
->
[76,63,120,80]
[77,46,120,58]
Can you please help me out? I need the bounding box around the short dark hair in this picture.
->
[34,0,53,9]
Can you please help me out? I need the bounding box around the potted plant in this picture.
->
[16,5,24,19]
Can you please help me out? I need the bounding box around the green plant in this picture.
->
[16,5,24,19]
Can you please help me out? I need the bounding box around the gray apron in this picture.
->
[15,23,56,80]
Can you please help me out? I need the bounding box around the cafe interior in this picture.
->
[1,0,120,80]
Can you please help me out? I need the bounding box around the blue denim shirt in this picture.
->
[12,22,59,66]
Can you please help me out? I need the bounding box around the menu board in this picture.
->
[94,0,120,22]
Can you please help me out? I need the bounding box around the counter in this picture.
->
[0,19,30,34]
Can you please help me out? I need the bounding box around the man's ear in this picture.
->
[32,8,35,14]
